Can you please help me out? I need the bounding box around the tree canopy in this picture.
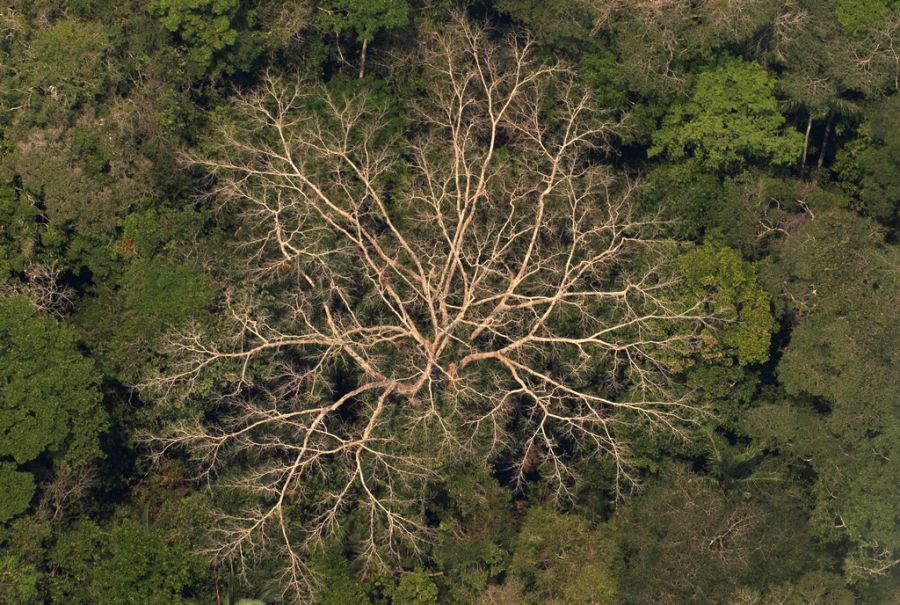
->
[0,1,897,603]
[650,57,804,172]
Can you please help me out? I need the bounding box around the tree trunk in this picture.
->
[800,114,812,178]
[817,110,835,170]
[359,39,368,79]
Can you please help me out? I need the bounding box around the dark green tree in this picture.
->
[754,210,899,582]
[0,295,106,523]
[616,466,817,605]
[48,515,207,604]
[0,463,36,524]
[0,182,38,280]
[834,96,900,227]
[153,0,241,76]
[321,0,409,77]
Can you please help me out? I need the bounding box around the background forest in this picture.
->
[0,1,897,603]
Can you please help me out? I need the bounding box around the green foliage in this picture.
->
[0,183,38,279]
[580,47,629,111]
[735,571,855,604]
[640,164,809,254]
[776,0,897,107]
[701,430,785,494]
[123,259,212,324]
[641,160,725,242]
[0,551,40,603]
[19,19,117,119]
[834,96,900,227]
[830,0,895,34]
[5,122,156,248]
[855,567,900,604]
[77,259,213,379]
[678,242,775,365]
[309,547,369,605]
[494,0,596,49]
[617,465,817,604]
[391,571,438,605]
[49,516,207,604]
[0,463,35,523]
[606,0,782,98]
[121,209,168,259]
[322,0,409,43]
[432,465,514,597]
[768,211,896,427]
[0,296,105,467]
[507,507,621,604]
[93,519,206,604]
[755,210,899,582]
[0,296,104,526]
[154,0,240,71]
[0,532,51,605]
[0,4,894,602]
[650,57,802,172]
[685,365,760,434]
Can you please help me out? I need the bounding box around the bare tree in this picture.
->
[36,460,97,523]
[0,262,75,316]
[146,16,712,601]
[23,262,75,316]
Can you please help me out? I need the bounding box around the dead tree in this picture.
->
[146,16,712,601]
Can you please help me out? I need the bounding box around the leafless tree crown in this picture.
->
[147,16,710,600]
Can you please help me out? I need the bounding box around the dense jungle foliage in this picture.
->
[0,1,897,603]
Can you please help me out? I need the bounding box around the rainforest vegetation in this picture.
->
[0,1,897,603]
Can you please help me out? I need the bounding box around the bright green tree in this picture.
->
[830,0,895,34]
[391,571,439,605]
[153,0,251,76]
[0,296,104,465]
[322,0,408,43]
[650,57,803,172]
[0,551,40,603]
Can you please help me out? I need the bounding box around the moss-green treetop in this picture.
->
[0,296,105,466]
[678,242,775,366]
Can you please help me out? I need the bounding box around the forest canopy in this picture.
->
[0,1,897,604]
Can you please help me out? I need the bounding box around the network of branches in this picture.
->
[148,16,713,599]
